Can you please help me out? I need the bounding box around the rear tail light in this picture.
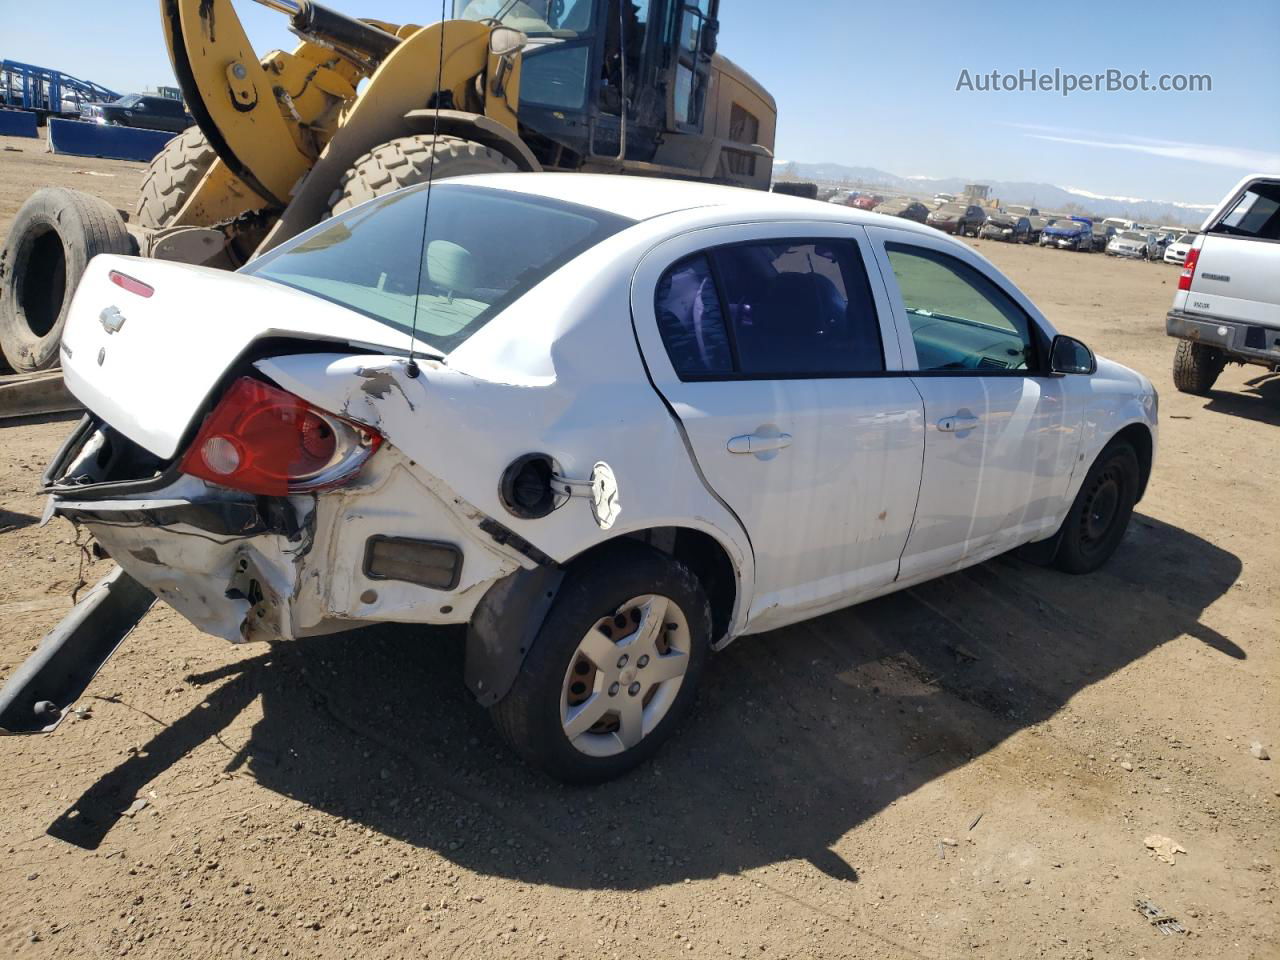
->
[1178,247,1200,291]
[179,377,381,495]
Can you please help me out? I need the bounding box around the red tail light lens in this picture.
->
[1178,247,1200,291]
[179,377,381,495]
[108,270,154,298]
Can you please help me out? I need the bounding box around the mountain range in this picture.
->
[778,162,1212,227]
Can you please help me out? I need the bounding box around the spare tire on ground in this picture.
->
[0,188,135,373]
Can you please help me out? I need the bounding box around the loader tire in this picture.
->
[326,135,520,217]
[0,188,134,373]
[135,127,218,229]
[1171,339,1225,395]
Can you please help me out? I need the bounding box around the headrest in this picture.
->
[427,240,477,295]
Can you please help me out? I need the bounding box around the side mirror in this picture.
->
[1050,334,1096,375]
[488,26,526,57]
[701,18,719,55]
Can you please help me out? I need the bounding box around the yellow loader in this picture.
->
[0,0,775,374]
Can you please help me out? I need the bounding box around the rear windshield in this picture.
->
[1210,179,1280,241]
[244,184,633,354]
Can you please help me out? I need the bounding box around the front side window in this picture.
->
[653,238,885,379]
[885,243,1038,373]
[245,184,633,354]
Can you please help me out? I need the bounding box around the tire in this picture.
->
[0,188,134,372]
[134,127,218,229]
[1053,441,1140,574]
[327,135,520,217]
[490,541,711,783]
[1171,339,1225,395]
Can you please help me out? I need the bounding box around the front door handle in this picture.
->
[937,415,980,433]
[727,432,793,454]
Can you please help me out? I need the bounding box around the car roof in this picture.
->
[441,172,941,237]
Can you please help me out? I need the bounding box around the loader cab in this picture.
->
[455,0,722,171]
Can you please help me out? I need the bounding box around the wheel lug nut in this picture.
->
[608,682,620,697]
[617,654,628,669]
[628,681,641,696]
[637,655,649,668]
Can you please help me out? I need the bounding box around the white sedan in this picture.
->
[44,175,1158,781]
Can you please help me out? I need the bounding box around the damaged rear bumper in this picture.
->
[45,426,525,646]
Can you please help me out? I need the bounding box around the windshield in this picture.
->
[244,184,633,354]
[1118,232,1145,241]
[453,0,597,36]
[113,94,143,107]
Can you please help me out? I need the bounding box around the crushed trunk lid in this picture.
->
[60,255,413,459]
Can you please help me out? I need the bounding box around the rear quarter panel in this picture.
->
[256,225,757,635]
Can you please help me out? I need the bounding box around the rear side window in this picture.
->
[654,255,733,377]
[1211,180,1280,241]
[653,238,884,379]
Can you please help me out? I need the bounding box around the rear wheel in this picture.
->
[326,135,519,217]
[490,542,711,783]
[134,127,219,229]
[0,188,134,372]
[1053,441,1140,574]
[1171,339,1225,395]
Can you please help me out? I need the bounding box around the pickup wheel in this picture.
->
[489,542,710,783]
[1053,441,1140,575]
[1171,340,1225,395]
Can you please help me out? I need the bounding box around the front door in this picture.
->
[864,226,1078,581]
[631,222,925,633]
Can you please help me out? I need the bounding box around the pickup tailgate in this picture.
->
[1186,176,1280,327]
[61,255,411,458]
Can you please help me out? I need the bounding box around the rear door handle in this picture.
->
[727,432,793,454]
[938,415,980,433]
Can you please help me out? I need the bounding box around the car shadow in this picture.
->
[48,513,1244,890]
[1202,372,1280,426]
[0,508,39,534]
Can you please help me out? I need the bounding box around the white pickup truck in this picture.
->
[1166,174,1280,394]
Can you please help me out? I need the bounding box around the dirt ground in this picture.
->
[0,135,145,239]
[0,143,1276,960]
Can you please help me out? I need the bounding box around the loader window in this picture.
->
[455,0,596,36]
[244,184,632,354]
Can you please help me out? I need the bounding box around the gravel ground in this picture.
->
[0,144,1276,958]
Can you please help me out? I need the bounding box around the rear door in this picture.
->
[864,225,1077,580]
[631,221,925,633]
[1188,177,1280,327]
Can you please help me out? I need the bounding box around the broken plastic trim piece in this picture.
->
[0,567,155,734]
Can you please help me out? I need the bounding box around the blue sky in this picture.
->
[3,0,1276,204]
